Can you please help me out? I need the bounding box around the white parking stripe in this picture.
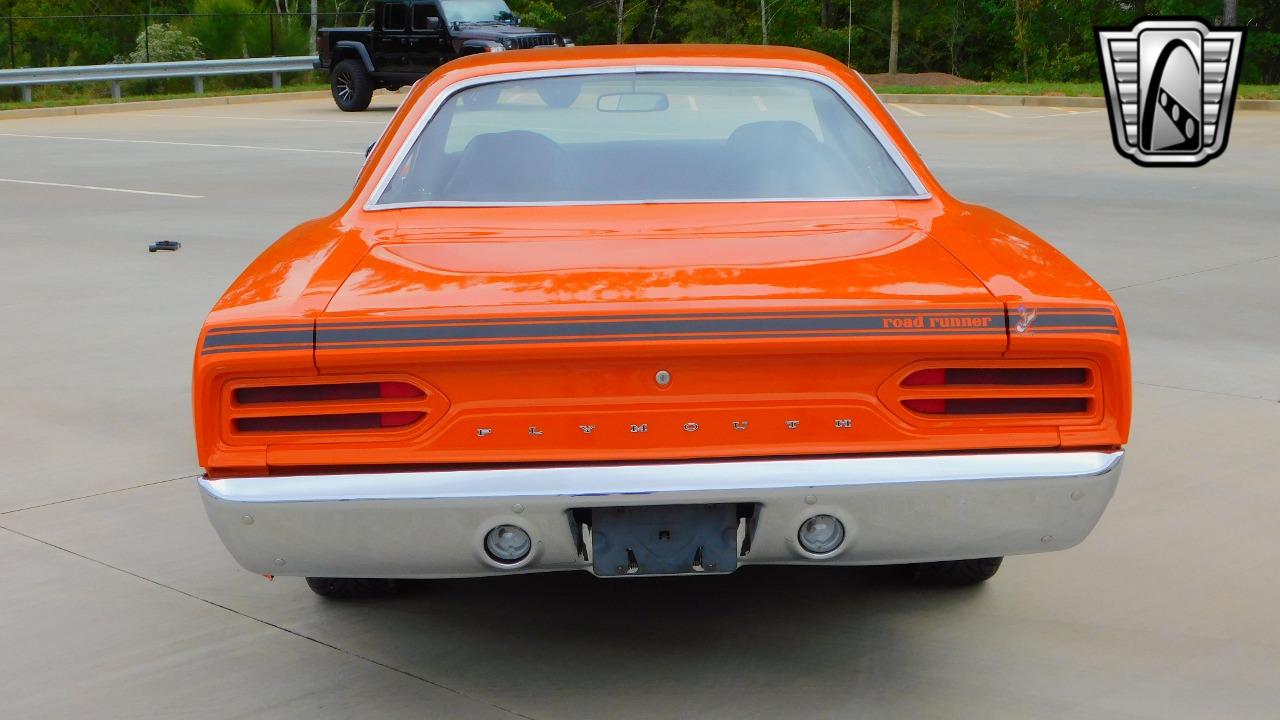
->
[969,105,1013,118]
[0,178,203,198]
[1023,108,1105,119]
[890,103,927,117]
[137,113,384,125]
[0,132,363,155]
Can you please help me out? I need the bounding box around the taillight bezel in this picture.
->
[221,375,448,444]
[881,359,1104,427]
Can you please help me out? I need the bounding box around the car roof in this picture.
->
[444,43,853,74]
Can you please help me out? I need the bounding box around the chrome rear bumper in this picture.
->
[198,450,1122,578]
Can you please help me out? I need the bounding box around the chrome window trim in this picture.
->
[363,65,932,210]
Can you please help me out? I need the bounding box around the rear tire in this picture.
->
[305,576,401,598]
[906,557,1003,585]
[331,59,373,112]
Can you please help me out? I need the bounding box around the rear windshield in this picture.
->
[375,72,919,206]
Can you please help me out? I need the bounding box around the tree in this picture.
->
[888,0,900,76]
[605,0,644,44]
[648,0,665,42]
[510,0,566,29]
[1224,0,1237,24]
[759,0,793,45]
[1013,0,1029,83]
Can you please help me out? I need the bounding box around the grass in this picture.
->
[0,82,330,112]
[4,79,1278,112]
[875,81,1280,100]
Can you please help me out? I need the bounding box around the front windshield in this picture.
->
[440,0,515,24]
[376,72,920,206]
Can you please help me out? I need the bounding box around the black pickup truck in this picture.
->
[315,0,569,111]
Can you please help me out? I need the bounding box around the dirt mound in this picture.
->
[861,72,976,88]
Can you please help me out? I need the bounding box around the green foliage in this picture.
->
[673,0,752,44]
[509,0,566,29]
[191,0,260,59]
[115,23,205,63]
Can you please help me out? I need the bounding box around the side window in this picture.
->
[412,4,439,31]
[383,3,408,31]
[419,3,445,30]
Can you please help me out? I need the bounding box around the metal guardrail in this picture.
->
[0,56,319,103]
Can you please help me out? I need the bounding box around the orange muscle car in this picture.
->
[195,45,1129,597]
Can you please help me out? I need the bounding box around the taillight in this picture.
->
[234,382,423,404]
[895,365,1095,417]
[902,398,1090,415]
[902,368,1088,386]
[235,412,423,432]
[230,380,432,434]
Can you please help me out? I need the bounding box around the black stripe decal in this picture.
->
[1030,314,1118,328]
[1034,304,1116,311]
[316,314,1006,345]
[202,329,314,348]
[315,328,1010,351]
[315,307,1008,330]
[200,343,314,355]
[1021,327,1122,335]
[205,323,313,335]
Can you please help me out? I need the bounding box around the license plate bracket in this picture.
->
[590,504,739,577]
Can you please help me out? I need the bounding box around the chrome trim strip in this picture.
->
[363,65,931,210]
[200,450,1123,504]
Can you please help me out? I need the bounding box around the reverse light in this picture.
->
[797,515,844,555]
[484,525,532,564]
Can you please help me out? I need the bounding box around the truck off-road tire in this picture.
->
[906,557,1003,585]
[305,576,401,598]
[331,59,373,112]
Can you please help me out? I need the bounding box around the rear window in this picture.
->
[375,72,920,206]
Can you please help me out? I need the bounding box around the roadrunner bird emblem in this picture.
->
[1096,18,1245,167]
[1014,304,1038,334]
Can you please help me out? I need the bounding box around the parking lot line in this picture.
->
[0,132,363,155]
[969,105,1014,118]
[1022,108,1105,119]
[0,177,203,198]
[890,103,926,117]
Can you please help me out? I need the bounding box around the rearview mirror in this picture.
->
[596,92,669,113]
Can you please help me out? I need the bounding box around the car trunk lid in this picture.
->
[316,226,1007,358]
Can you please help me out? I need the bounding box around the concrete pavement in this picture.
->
[1,95,1278,719]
